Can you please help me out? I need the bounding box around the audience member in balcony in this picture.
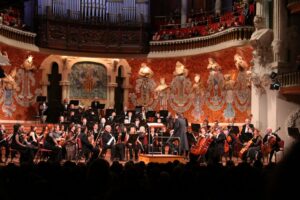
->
[186,17,195,28]
[0,13,3,24]
[152,32,160,41]
[218,23,225,32]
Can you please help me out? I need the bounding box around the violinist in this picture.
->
[10,124,35,164]
[99,125,116,160]
[148,127,161,153]
[239,118,254,143]
[64,125,77,161]
[137,126,147,153]
[44,125,62,162]
[246,128,262,163]
[211,127,226,163]
[113,124,126,161]
[126,126,140,161]
[263,128,281,163]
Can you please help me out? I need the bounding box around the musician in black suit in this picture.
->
[170,113,189,157]
[99,125,116,160]
[263,127,281,163]
[239,118,254,143]
[119,106,129,119]
[210,128,226,164]
[0,124,9,163]
[91,98,100,115]
[79,125,99,162]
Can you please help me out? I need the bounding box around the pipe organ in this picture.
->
[37,0,149,23]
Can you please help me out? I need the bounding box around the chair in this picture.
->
[274,140,284,163]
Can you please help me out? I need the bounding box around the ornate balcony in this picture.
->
[278,71,300,94]
[149,26,254,56]
[0,24,36,45]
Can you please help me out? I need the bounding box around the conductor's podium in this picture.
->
[140,122,186,164]
[139,154,186,164]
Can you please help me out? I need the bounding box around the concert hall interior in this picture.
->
[0,0,300,199]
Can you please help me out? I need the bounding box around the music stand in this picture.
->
[191,123,201,132]
[105,109,115,118]
[228,126,240,134]
[36,96,46,102]
[159,110,168,118]
[288,127,300,139]
[69,100,79,106]
[98,104,105,109]
[135,106,142,114]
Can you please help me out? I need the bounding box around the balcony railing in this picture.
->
[149,26,254,53]
[278,71,300,87]
[0,24,36,45]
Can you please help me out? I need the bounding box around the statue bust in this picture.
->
[138,63,154,78]
[207,57,221,71]
[224,74,235,90]
[234,54,248,71]
[21,55,36,71]
[1,68,19,91]
[173,61,188,76]
[192,74,204,95]
[155,77,169,92]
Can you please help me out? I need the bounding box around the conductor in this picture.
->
[169,113,189,158]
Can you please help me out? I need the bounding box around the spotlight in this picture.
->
[270,80,281,90]
[270,72,277,80]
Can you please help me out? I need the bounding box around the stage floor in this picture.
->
[139,154,187,164]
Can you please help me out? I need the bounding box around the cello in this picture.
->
[190,131,213,156]
[262,127,281,155]
[238,138,253,158]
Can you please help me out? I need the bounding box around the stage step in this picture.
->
[139,154,187,164]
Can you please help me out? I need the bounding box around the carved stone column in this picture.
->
[181,0,187,27]
[41,80,49,97]
[215,0,221,15]
[107,82,117,108]
[272,0,288,66]
[266,89,279,129]
[60,81,70,102]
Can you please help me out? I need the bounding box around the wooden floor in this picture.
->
[139,154,187,164]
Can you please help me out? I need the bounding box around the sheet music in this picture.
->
[147,123,165,128]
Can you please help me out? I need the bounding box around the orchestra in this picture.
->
[0,102,285,165]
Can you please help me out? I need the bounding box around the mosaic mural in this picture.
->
[127,46,253,123]
[69,62,107,99]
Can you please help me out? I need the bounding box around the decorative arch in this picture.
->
[39,55,65,96]
[116,59,132,107]
[40,55,132,108]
